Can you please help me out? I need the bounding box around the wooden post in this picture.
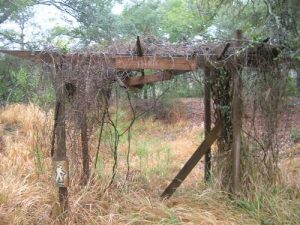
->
[204,66,211,182]
[78,73,89,185]
[53,61,69,212]
[232,30,243,194]
[161,121,222,199]
[80,110,89,185]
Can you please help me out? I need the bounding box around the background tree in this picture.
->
[46,0,118,46]
[118,0,162,39]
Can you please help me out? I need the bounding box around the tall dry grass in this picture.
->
[0,104,299,224]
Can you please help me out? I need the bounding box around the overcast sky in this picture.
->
[0,3,124,48]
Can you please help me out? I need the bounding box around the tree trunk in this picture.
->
[143,88,148,99]
[151,84,156,99]
[297,70,300,97]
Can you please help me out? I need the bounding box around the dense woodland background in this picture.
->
[0,0,299,104]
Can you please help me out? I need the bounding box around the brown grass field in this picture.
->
[0,103,299,224]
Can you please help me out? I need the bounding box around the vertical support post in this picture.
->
[79,74,89,185]
[53,61,68,212]
[296,70,300,98]
[204,66,211,182]
[232,30,243,194]
[81,110,89,185]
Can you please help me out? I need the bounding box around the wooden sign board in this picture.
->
[53,160,69,187]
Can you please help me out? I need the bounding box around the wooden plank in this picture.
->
[161,121,222,199]
[124,70,187,86]
[0,50,201,70]
[0,50,55,63]
[204,66,212,182]
[0,46,287,70]
[115,56,198,71]
[0,50,41,59]
[232,30,243,194]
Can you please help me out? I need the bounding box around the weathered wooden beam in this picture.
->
[217,43,231,60]
[136,36,145,77]
[0,50,200,70]
[1,47,286,71]
[0,50,54,63]
[161,121,222,199]
[204,66,212,182]
[0,50,40,59]
[232,30,243,194]
[51,101,60,157]
[53,62,69,212]
[74,74,90,185]
[124,70,187,86]
[136,36,143,57]
[80,111,89,185]
[115,56,198,71]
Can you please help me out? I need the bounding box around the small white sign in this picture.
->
[54,160,69,187]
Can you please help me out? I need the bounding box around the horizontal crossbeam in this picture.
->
[124,70,188,86]
[0,50,200,71]
[0,50,47,62]
[115,56,198,71]
[0,45,285,71]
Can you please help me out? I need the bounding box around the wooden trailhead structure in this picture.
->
[0,30,283,212]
